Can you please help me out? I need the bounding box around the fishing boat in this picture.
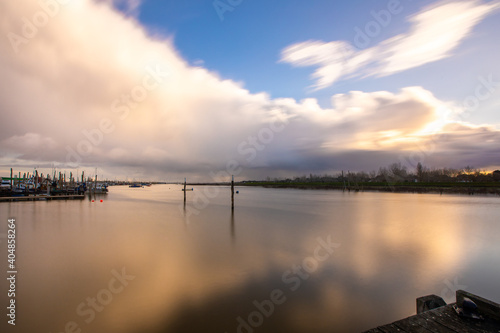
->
[129,183,143,188]
[0,179,11,189]
[93,184,109,193]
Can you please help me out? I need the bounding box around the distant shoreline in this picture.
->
[236,181,500,196]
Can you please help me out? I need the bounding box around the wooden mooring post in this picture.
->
[184,178,187,204]
[231,175,234,211]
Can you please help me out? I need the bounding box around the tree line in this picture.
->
[268,163,500,184]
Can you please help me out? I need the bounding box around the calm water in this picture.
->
[1,185,499,333]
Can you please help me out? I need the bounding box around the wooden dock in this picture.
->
[364,290,500,333]
[0,194,85,202]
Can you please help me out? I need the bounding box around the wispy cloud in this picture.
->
[280,0,500,90]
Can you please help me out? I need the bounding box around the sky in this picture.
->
[1,0,500,181]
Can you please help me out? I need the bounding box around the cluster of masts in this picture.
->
[0,168,108,196]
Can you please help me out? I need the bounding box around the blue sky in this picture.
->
[135,0,500,125]
[1,0,500,180]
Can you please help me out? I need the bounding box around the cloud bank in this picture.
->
[0,0,499,181]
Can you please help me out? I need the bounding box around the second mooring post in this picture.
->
[231,175,234,211]
[184,178,187,204]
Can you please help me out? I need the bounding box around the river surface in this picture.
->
[1,185,499,333]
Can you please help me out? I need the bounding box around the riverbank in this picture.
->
[239,181,500,195]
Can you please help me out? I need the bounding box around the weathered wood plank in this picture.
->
[363,328,385,333]
[419,307,481,333]
[364,304,500,333]
[377,323,405,333]
[419,309,465,333]
[438,306,499,333]
[405,309,457,333]
[417,295,447,314]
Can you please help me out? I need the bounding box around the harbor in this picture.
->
[0,167,108,201]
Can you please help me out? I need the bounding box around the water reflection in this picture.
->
[230,210,235,244]
[0,186,499,333]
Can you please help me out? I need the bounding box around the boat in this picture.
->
[129,184,143,188]
[1,179,11,189]
[92,184,109,193]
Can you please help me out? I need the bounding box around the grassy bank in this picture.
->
[239,181,500,195]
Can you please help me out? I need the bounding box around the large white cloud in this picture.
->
[0,0,499,181]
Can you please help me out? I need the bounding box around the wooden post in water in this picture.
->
[184,178,187,204]
[10,168,13,191]
[231,175,234,211]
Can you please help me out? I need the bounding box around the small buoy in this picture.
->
[236,191,239,194]
[100,199,103,202]
[92,200,94,202]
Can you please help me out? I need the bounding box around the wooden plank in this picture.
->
[393,316,434,333]
[417,295,447,314]
[423,305,494,333]
[377,323,405,333]
[405,310,457,333]
[419,309,465,333]
[366,304,500,333]
[364,328,384,333]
